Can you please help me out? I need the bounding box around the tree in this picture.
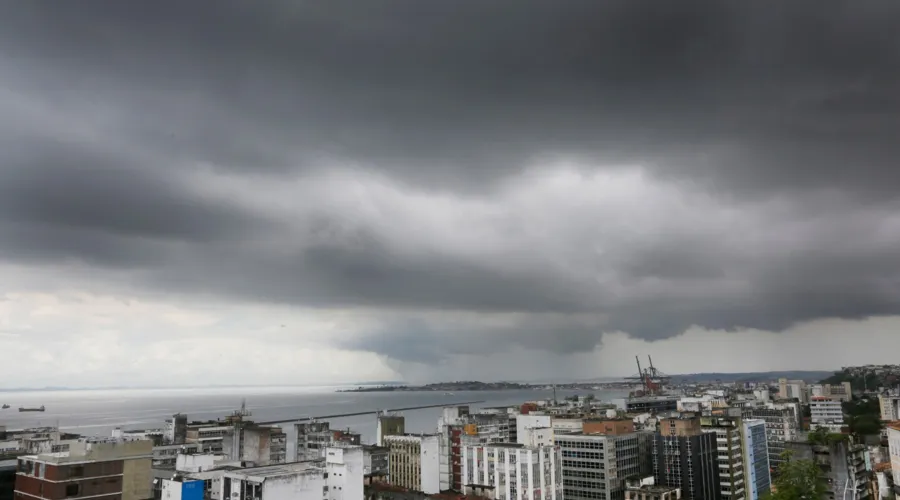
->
[764,451,825,500]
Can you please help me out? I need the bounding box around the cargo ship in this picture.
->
[1,404,9,409]
[19,405,45,412]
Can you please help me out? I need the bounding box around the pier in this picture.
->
[257,400,485,425]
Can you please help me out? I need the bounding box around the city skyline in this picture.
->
[1,1,899,387]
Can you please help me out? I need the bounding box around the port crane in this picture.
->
[625,355,671,395]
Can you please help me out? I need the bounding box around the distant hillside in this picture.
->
[820,368,899,392]
[670,370,834,384]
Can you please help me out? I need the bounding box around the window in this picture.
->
[66,484,80,497]
[69,466,84,478]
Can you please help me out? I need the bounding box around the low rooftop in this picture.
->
[223,461,321,480]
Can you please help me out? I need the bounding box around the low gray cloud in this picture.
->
[0,0,898,371]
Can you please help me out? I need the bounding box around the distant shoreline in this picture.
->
[337,381,631,393]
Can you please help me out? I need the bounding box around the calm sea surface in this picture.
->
[0,386,630,456]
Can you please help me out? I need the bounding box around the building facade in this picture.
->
[808,383,853,403]
[324,446,365,500]
[740,420,770,500]
[652,415,721,500]
[741,407,798,472]
[557,432,652,500]
[438,406,513,492]
[222,425,286,465]
[384,435,440,494]
[14,438,153,500]
[376,416,405,448]
[879,395,900,422]
[700,419,745,500]
[810,398,845,432]
[461,443,561,500]
[294,422,361,463]
[885,424,900,494]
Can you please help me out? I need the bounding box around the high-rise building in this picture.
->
[810,397,845,432]
[700,416,771,500]
[437,406,513,491]
[741,419,771,500]
[461,443,561,500]
[164,414,188,445]
[557,431,653,500]
[384,434,440,494]
[14,438,153,500]
[701,418,746,500]
[741,406,798,472]
[652,414,721,500]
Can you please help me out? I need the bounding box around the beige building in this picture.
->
[659,415,702,437]
[582,418,635,436]
[15,438,153,500]
[809,383,853,403]
[384,434,440,494]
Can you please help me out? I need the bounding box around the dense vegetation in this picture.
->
[764,452,825,500]
[820,369,889,392]
[807,426,848,445]
[843,397,883,436]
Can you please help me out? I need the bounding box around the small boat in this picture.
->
[1,404,9,409]
[19,405,45,412]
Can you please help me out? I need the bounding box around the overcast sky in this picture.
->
[1,1,899,388]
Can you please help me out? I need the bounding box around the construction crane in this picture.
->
[625,355,671,395]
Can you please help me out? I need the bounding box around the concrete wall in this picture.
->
[521,427,554,447]
[122,457,153,500]
[263,472,327,500]
[517,415,552,444]
[176,453,224,473]
[162,479,184,500]
[420,436,440,495]
[326,446,364,500]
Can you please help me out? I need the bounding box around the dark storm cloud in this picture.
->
[0,0,899,366]
[2,1,899,192]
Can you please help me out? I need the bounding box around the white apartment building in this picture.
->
[886,424,900,489]
[437,406,513,491]
[879,394,900,421]
[220,462,326,500]
[461,443,561,500]
[810,398,845,431]
[325,446,365,500]
[218,446,364,500]
[517,415,554,441]
[384,434,440,494]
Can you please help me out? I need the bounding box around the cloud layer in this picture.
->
[0,1,899,384]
